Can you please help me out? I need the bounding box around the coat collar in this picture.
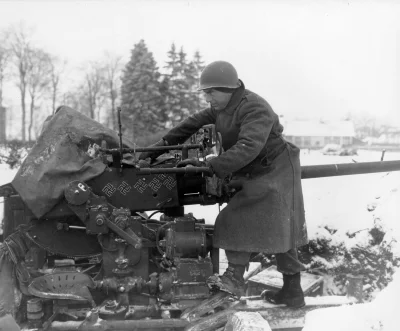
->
[222,80,246,115]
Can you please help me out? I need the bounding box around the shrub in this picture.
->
[0,140,35,169]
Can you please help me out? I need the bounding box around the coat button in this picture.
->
[245,173,250,179]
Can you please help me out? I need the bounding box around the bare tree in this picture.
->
[103,52,123,130]
[352,113,379,138]
[49,56,67,114]
[0,32,11,142]
[26,48,52,141]
[82,61,106,121]
[63,90,80,111]
[8,23,34,142]
[0,32,11,107]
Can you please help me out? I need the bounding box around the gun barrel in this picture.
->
[137,160,400,179]
[301,160,400,179]
[137,166,212,176]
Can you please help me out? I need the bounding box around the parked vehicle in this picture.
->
[322,144,358,156]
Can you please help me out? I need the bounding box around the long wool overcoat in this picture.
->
[163,82,308,253]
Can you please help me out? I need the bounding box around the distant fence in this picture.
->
[300,144,400,152]
[358,144,400,152]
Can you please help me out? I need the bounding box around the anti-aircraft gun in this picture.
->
[1,107,400,330]
[0,110,235,329]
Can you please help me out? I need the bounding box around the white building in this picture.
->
[283,119,356,149]
[377,128,400,145]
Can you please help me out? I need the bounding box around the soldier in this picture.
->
[139,61,308,308]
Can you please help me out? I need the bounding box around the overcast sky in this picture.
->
[1,0,399,126]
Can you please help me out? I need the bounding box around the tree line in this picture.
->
[0,23,208,144]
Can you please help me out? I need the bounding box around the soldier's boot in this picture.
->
[262,273,305,308]
[218,263,247,298]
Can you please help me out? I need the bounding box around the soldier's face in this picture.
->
[203,89,232,110]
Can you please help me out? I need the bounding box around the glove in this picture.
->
[138,159,151,168]
[139,139,167,160]
[176,157,205,168]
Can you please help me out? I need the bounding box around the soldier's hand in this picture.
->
[138,159,151,168]
[176,157,205,168]
[139,139,167,160]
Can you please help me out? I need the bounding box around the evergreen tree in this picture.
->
[163,45,208,125]
[186,50,207,111]
[165,43,179,76]
[175,47,192,118]
[121,40,165,141]
[163,44,186,125]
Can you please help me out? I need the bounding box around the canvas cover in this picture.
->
[12,106,135,218]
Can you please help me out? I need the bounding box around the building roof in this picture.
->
[385,127,400,134]
[283,119,356,137]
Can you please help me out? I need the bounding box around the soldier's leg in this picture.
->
[216,250,251,298]
[225,250,251,266]
[263,248,305,308]
[275,248,305,275]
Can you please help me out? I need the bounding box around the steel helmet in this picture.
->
[198,61,241,91]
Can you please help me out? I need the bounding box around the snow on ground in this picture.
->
[372,185,400,258]
[299,151,400,300]
[303,269,400,331]
[299,149,400,331]
[0,164,18,234]
[0,164,18,186]
[301,149,400,242]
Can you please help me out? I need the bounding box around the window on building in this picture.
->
[324,137,331,145]
[285,136,293,142]
[343,136,351,145]
[294,137,302,146]
[303,136,311,146]
[333,137,340,144]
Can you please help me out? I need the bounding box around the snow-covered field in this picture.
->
[1,148,400,330]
